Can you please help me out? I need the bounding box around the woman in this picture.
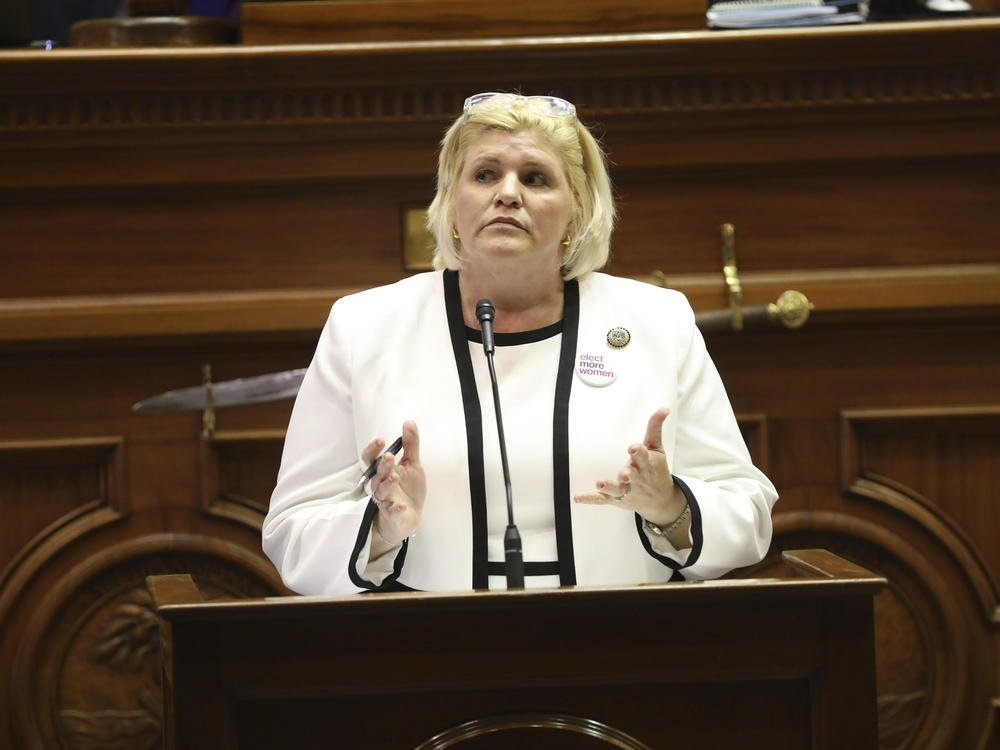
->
[263,92,777,595]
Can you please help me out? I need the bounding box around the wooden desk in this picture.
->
[149,549,886,750]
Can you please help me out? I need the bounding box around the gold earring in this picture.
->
[452,229,460,239]
[562,236,572,247]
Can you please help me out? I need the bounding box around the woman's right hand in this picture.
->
[363,420,425,554]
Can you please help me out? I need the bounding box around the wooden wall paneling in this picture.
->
[2,264,997,346]
[837,408,999,750]
[983,702,1000,750]
[200,429,287,528]
[754,514,975,750]
[3,22,999,174]
[0,178,435,299]
[608,156,1000,277]
[736,413,769,474]
[1,22,997,345]
[1,18,999,750]
[0,437,125,625]
[0,338,300,750]
[240,0,708,45]
[716,318,1000,750]
[841,407,1000,619]
[10,534,283,750]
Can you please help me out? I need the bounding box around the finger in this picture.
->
[375,451,396,482]
[575,483,630,505]
[627,442,654,472]
[369,453,395,498]
[643,408,670,452]
[361,436,386,465]
[401,420,420,463]
[588,479,630,501]
[373,471,399,503]
[573,491,610,505]
[608,480,632,503]
[597,478,630,496]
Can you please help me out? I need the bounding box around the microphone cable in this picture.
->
[475,298,524,589]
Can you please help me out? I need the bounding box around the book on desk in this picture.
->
[707,0,869,28]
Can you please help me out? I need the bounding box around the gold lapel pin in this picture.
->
[606,327,630,348]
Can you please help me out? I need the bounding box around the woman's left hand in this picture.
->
[573,407,687,529]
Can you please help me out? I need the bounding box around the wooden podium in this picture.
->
[148,549,884,750]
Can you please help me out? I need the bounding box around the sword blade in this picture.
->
[133,368,307,413]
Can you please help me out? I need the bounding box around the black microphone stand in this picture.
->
[475,299,525,589]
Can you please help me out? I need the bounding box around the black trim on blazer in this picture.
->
[363,580,421,593]
[634,475,703,575]
[465,320,563,346]
[487,561,561,577]
[444,270,490,590]
[348,498,409,590]
[553,279,579,586]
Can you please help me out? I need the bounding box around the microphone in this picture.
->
[475,299,524,589]
[475,298,495,355]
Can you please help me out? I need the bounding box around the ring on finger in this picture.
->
[613,484,631,502]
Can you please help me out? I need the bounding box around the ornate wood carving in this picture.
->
[9,534,284,750]
[0,438,124,626]
[3,56,998,135]
[737,403,1000,749]
[841,406,1000,619]
[745,516,959,749]
[2,22,999,155]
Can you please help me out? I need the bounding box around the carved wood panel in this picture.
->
[0,438,124,588]
[0,341,301,750]
[739,403,1000,750]
[842,407,1000,618]
[12,537,281,750]
[200,430,287,528]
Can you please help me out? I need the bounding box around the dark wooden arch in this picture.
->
[414,713,655,750]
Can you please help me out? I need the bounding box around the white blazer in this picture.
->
[263,270,777,595]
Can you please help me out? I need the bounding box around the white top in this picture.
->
[472,325,562,588]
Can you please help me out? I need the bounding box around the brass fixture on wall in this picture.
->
[652,223,814,335]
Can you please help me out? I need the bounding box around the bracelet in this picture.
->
[373,518,414,545]
[372,519,393,545]
[643,502,691,538]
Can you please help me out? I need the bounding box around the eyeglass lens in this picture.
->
[464,93,575,118]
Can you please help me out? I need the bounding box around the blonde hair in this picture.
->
[426,97,615,280]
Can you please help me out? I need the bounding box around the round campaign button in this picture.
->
[576,351,618,387]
